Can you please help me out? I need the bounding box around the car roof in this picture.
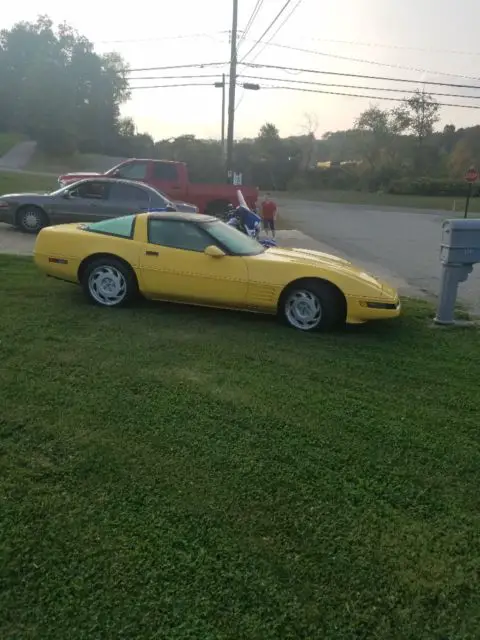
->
[147,212,217,223]
[72,177,157,191]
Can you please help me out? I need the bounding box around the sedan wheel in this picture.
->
[82,258,138,308]
[18,206,47,233]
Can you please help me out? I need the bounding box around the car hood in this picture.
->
[62,172,101,178]
[256,247,389,293]
[0,192,51,199]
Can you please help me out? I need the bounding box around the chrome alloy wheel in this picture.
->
[88,265,127,306]
[284,289,322,330]
[20,208,43,231]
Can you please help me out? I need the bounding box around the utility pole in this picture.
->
[214,74,226,158]
[221,73,226,156]
[226,0,238,182]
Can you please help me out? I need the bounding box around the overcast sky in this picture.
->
[4,0,480,140]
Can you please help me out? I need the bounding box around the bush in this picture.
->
[388,177,479,197]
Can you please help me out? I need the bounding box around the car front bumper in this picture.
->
[0,206,15,225]
[346,294,401,324]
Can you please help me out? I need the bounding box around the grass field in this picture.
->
[0,171,57,195]
[1,256,480,638]
[281,189,480,214]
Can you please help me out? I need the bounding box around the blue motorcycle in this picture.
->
[225,204,277,248]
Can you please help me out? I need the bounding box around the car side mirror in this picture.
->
[165,204,176,212]
[62,192,72,199]
[204,245,225,258]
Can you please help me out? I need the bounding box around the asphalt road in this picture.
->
[278,197,480,310]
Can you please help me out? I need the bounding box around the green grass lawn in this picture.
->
[1,256,480,639]
[0,171,57,195]
[281,189,480,214]
[26,150,105,174]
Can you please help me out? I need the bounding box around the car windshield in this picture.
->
[50,183,72,196]
[204,220,265,256]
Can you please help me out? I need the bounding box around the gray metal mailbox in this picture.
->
[435,219,480,325]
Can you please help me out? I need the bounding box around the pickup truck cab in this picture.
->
[58,159,259,215]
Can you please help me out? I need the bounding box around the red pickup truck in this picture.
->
[58,159,258,215]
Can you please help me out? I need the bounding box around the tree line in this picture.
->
[1,17,479,194]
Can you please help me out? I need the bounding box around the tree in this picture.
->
[0,16,130,155]
[402,91,440,172]
[254,123,284,189]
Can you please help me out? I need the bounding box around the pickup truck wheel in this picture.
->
[204,199,231,218]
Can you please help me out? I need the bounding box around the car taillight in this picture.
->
[0,201,9,208]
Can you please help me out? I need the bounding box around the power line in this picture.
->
[246,40,480,82]
[238,74,480,100]
[129,74,222,81]
[126,76,480,105]
[245,0,303,66]
[302,36,480,58]
[261,84,480,109]
[239,0,294,63]
[97,31,229,45]
[242,62,480,90]
[236,0,302,111]
[129,83,216,90]
[237,0,264,48]
[125,77,480,109]
[127,61,227,73]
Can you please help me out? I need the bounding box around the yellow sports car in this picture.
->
[33,212,401,332]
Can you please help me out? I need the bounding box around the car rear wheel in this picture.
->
[82,258,138,308]
[17,206,48,233]
[279,280,345,332]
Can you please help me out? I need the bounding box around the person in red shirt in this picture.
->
[261,193,277,238]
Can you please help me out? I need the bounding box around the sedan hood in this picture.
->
[62,172,101,178]
[0,192,51,198]
[257,246,388,293]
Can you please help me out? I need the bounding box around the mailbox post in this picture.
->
[434,219,480,325]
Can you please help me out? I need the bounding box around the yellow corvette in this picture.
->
[33,212,400,332]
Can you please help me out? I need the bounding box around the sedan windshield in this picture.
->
[204,220,265,256]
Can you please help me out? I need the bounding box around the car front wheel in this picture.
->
[82,258,138,308]
[279,280,345,332]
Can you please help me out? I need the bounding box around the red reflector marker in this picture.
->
[48,258,68,264]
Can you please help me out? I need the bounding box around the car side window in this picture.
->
[148,220,212,252]
[152,162,178,181]
[115,162,148,180]
[109,183,150,203]
[85,215,136,238]
[70,181,109,200]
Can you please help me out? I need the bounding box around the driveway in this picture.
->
[278,197,480,309]
[0,224,35,255]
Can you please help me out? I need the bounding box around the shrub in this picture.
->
[388,177,479,197]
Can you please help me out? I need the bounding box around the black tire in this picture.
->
[16,205,48,233]
[81,257,138,308]
[278,279,346,332]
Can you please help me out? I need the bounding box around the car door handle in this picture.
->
[145,250,159,256]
